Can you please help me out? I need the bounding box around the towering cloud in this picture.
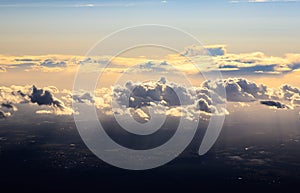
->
[202,78,269,102]
[30,86,65,110]
[112,77,227,117]
[0,85,72,115]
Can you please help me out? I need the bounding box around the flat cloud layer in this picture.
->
[215,52,300,75]
[179,45,300,75]
[1,45,299,76]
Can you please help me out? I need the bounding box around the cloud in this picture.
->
[260,100,290,109]
[1,77,300,123]
[0,85,31,104]
[112,77,227,118]
[230,0,299,3]
[114,78,190,108]
[72,89,112,116]
[181,45,226,57]
[0,66,6,72]
[181,45,206,57]
[205,45,227,56]
[0,55,81,73]
[276,84,300,107]
[178,45,300,76]
[73,92,95,104]
[40,77,300,120]
[280,84,300,100]
[0,110,11,119]
[30,86,65,110]
[0,85,73,115]
[130,107,151,123]
[249,0,299,2]
[134,61,172,73]
[28,86,73,115]
[292,98,300,106]
[203,78,269,102]
[197,98,214,113]
[1,50,300,76]
[2,77,300,120]
[0,2,136,8]
[214,52,300,76]
[15,58,40,62]
[35,110,53,114]
[202,77,300,113]
[71,77,227,123]
[77,4,95,7]
[1,103,18,111]
[27,58,74,72]
[40,59,67,68]
[118,60,176,75]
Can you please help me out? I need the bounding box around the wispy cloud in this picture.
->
[229,0,299,3]
[0,2,136,8]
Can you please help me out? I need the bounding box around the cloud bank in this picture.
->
[112,77,227,117]
[1,77,300,120]
[204,77,300,111]
[1,47,300,77]
[215,52,300,75]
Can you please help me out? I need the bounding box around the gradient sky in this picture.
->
[2,1,300,185]
[1,1,300,165]
[0,0,300,56]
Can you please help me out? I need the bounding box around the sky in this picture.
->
[1,0,300,173]
[1,0,300,121]
[0,0,300,56]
